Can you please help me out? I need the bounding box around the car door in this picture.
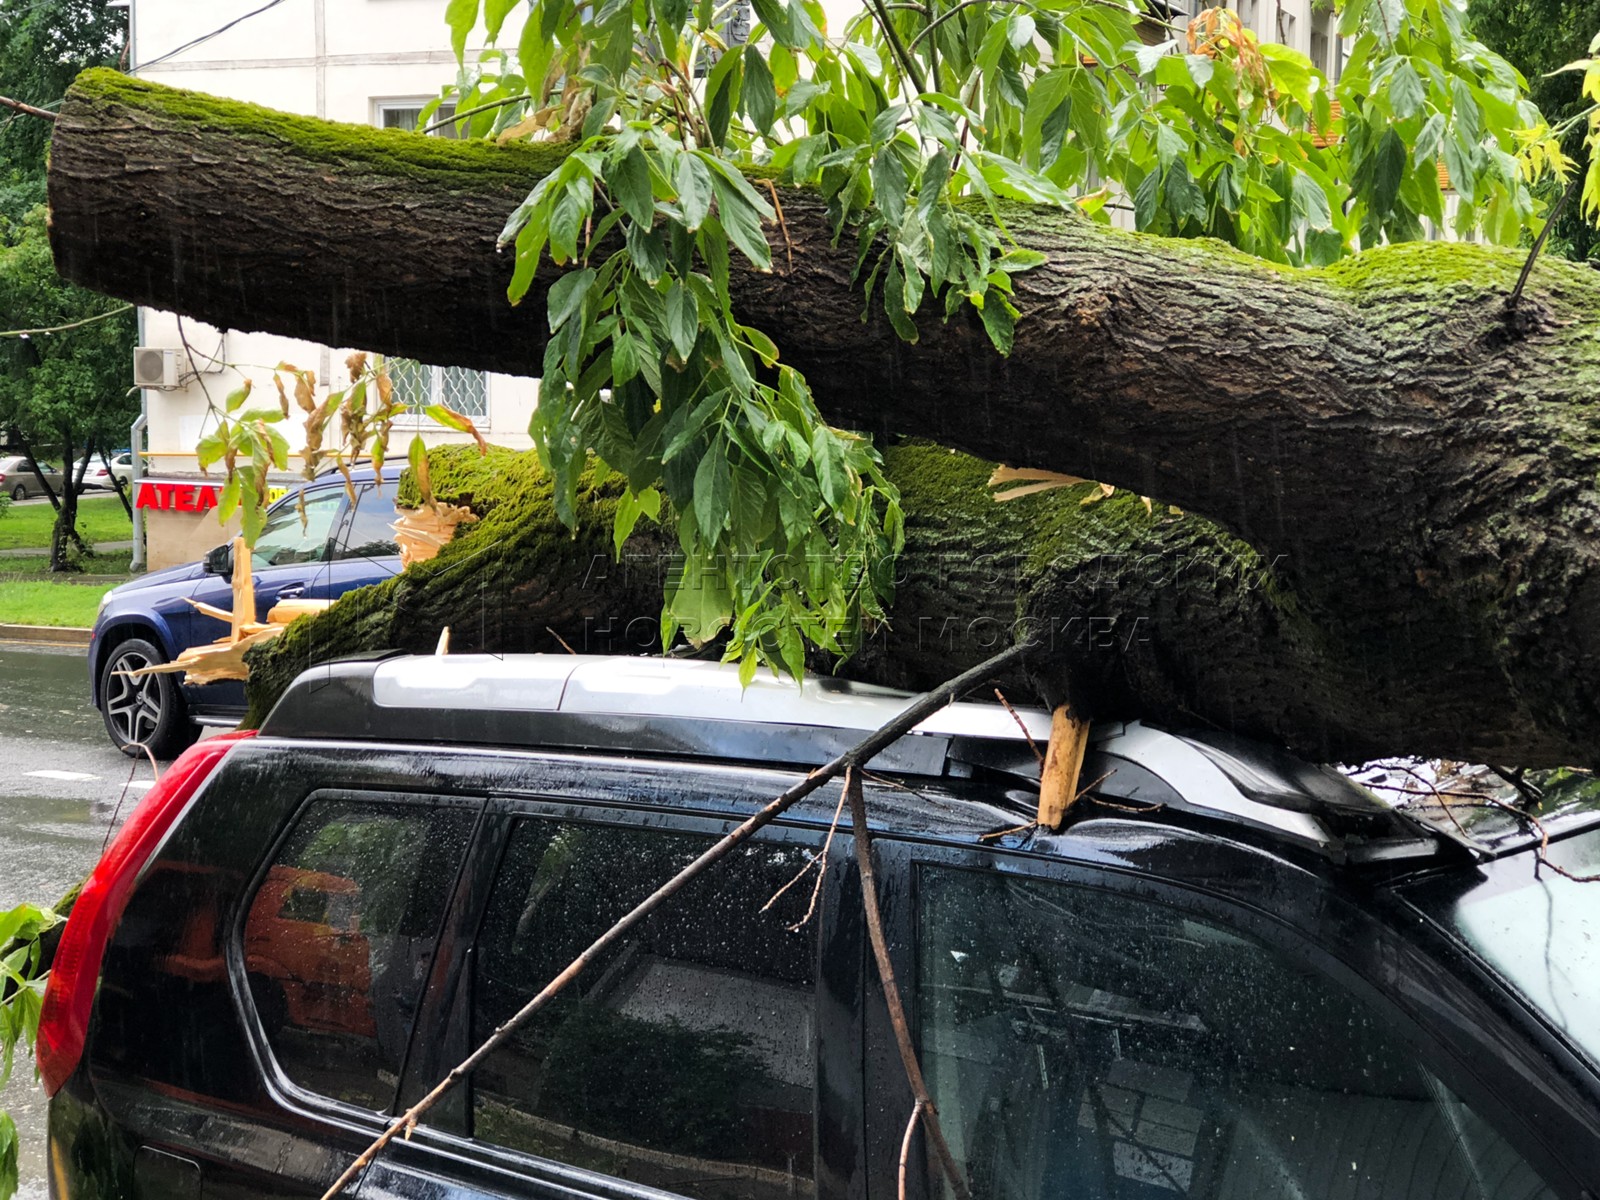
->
[867,835,1595,1200]
[180,487,349,712]
[364,792,867,1200]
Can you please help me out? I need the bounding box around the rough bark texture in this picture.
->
[242,442,1303,744]
[49,69,1600,766]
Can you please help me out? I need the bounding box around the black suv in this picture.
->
[39,654,1600,1199]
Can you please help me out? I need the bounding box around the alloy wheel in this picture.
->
[104,648,165,749]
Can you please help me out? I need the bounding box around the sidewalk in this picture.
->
[0,539,133,558]
[0,623,90,646]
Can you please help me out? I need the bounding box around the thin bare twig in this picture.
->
[545,626,578,655]
[898,1099,928,1200]
[759,778,849,931]
[993,687,1043,765]
[978,819,1037,842]
[1477,792,1600,884]
[848,769,972,1200]
[762,179,795,274]
[1508,172,1581,311]
[0,93,56,122]
[315,640,1033,1200]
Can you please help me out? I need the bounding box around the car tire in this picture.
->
[98,636,199,759]
[10,483,25,501]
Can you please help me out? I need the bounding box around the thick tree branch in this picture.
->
[47,70,1600,765]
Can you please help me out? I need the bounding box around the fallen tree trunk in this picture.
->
[245,442,1487,768]
[49,69,1600,765]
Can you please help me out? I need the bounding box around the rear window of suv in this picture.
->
[243,797,477,1111]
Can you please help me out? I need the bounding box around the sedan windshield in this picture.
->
[1406,827,1600,1071]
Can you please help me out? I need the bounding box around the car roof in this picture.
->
[261,652,1462,869]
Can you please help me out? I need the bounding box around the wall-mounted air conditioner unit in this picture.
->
[133,347,181,391]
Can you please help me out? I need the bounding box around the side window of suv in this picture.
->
[468,818,820,1200]
[334,484,400,560]
[916,866,1556,1200]
[243,798,477,1111]
[250,490,344,569]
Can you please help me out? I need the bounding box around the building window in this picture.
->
[376,99,460,138]
[387,357,489,420]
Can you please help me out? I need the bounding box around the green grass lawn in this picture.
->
[0,550,134,578]
[0,495,132,550]
[0,580,116,627]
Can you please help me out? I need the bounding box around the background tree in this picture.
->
[1471,0,1600,260]
[0,0,132,570]
[0,206,136,571]
[0,0,126,212]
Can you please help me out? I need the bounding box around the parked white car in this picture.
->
[71,452,134,492]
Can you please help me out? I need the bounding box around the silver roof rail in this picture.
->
[269,653,1441,860]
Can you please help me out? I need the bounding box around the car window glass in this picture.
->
[916,866,1556,1200]
[243,798,476,1111]
[335,484,401,560]
[469,818,819,1200]
[251,491,343,569]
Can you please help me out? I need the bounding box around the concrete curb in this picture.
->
[0,623,91,647]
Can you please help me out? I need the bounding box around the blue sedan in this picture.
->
[89,466,405,757]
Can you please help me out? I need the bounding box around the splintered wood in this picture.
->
[117,536,334,685]
[392,503,476,568]
[1037,704,1091,831]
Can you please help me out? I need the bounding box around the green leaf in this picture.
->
[1389,62,1426,121]
[609,146,655,225]
[665,281,699,360]
[810,426,848,509]
[1290,172,1334,232]
[484,0,518,39]
[548,268,596,333]
[666,551,733,645]
[223,384,251,413]
[445,0,479,60]
[1372,127,1407,217]
[706,170,772,271]
[978,292,1017,354]
[693,442,732,538]
[613,486,661,556]
[675,153,714,231]
[743,44,777,132]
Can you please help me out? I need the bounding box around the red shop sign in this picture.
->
[135,480,221,513]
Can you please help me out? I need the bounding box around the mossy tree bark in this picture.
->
[49,70,1600,766]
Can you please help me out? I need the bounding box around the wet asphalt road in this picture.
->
[0,644,172,1200]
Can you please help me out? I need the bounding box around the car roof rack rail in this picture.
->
[261,653,1444,862]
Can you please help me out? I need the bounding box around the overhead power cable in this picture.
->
[0,305,134,339]
[132,0,292,74]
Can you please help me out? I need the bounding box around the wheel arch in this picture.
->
[91,616,176,707]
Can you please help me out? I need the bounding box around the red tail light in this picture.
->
[36,731,256,1096]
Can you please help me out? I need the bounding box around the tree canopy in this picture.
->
[0,0,124,213]
[1471,0,1600,259]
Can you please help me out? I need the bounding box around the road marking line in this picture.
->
[25,769,101,782]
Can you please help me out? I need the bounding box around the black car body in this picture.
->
[41,654,1600,1200]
